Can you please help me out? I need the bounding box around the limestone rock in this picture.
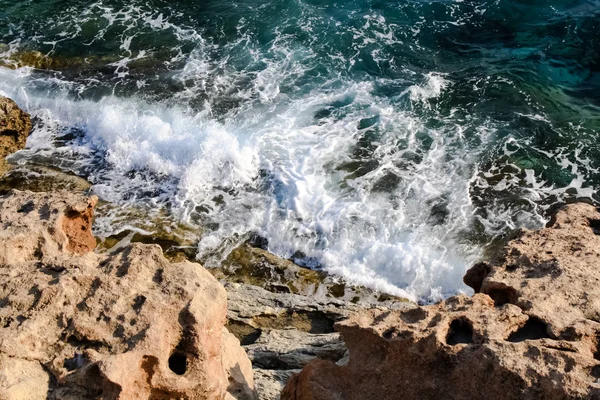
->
[473,203,600,332]
[0,355,49,400]
[0,189,98,264]
[0,164,92,194]
[0,190,255,400]
[282,203,600,400]
[246,329,346,371]
[226,283,413,400]
[225,282,387,346]
[0,96,31,175]
[253,370,300,400]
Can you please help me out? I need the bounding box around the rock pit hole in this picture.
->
[446,318,474,346]
[168,352,187,375]
[507,317,550,342]
[485,282,518,307]
[588,218,600,235]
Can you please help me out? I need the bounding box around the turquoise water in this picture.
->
[1,0,599,301]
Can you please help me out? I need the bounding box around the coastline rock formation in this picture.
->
[0,96,31,175]
[224,283,391,399]
[283,203,600,399]
[0,190,255,400]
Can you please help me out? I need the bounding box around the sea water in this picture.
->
[1,0,599,301]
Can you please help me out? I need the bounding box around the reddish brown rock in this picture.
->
[61,197,97,254]
[282,203,600,400]
[0,96,31,174]
[0,190,255,400]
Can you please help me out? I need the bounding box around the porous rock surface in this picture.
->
[0,190,255,400]
[283,203,600,400]
[0,96,31,174]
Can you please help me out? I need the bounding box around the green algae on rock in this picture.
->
[213,243,411,306]
[93,202,200,258]
[0,164,92,194]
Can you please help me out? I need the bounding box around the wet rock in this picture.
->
[0,50,55,70]
[94,202,200,261]
[0,190,255,400]
[214,244,328,296]
[214,243,410,306]
[0,165,92,194]
[0,96,31,175]
[282,203,600,400]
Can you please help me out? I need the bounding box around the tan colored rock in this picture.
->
[0,355,49,400]
[473,203,600,332]
[0,190,255,400]
[222,328,256,400]
[0,96,31,175]
[225,283,412,400]
[282,203,600,400]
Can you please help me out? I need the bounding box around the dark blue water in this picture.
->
[1,0,599,301]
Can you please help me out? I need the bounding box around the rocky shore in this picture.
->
[283,202,600,399]
[0,95,406,399]
[1,94,600,399]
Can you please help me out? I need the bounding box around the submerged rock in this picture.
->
[283,203,600,400]
[0,96,31,175]
[0,190,255,400]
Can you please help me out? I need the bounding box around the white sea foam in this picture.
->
[0,0,595,303]
[0,61,578,302]
[0,65,484,301]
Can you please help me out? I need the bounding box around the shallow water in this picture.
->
[1,0,599,301]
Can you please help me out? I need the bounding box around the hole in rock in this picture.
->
[383,328,397,340]
[588,219,600,235]
[485,283,518,307]
[226,320,262,345]
[63,353,85,371]
[132,295,146,313]
[1,129,20,140]
[463,262,492,293]
[400,307,427,324]
[446,318,474,345]
[168,352,187,375]
[507,317,550,342]
[17,201,35,214]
